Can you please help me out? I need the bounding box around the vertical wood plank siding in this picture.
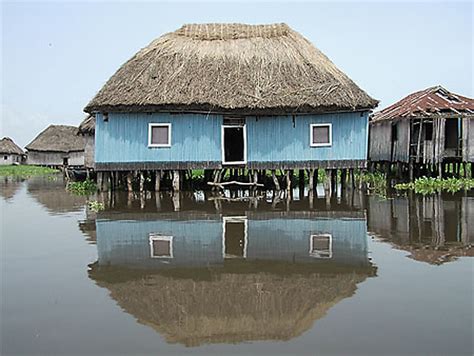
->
[95,112,369,167]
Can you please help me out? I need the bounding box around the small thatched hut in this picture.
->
[26,125,85,167]
[369,86,474,178]
[85,23,377,191]
[78,115,96,169]
[0,137,24,165]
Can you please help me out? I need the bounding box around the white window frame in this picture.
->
[310,123,332,147]
[149,234,173,258]
[221,124,247,165]
[309,233,333,259]
[222,216,248,259]
[148,123,171,148]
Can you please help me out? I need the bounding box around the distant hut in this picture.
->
[85,23,378,192]
[26,125,85,167]
[0,137,24,165]
[369,86,474,179]
[78,115,96,171]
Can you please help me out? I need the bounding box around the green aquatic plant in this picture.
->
[0,165,59,177]
[395,177,474,194]
[357,171,388,198]
[68,179,97,196]
[88,200,105,212]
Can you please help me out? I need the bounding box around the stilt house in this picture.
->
[0,137,24,165]
[369,86,474,177]
[85,23,377,190]
[78,115,96,170]
[26,125,85,167]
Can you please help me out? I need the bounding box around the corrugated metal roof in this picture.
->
[371,86,474,122]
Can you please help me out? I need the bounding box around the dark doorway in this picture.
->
[223,126,245,163]
[444,118,459,150]
[63,157,69,166]
[223,217,247,258]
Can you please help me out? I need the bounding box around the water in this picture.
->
[1,176,473,355]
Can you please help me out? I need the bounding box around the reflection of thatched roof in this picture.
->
[26,125,85,152]
[0,137,24,155]
[85,23,377,114]
[27,176,86,214]
[395,243,473,265]
[0,177,23,201]
[90,262,374,347]
[78,115,95,135]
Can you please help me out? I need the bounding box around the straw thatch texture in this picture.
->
[78,115,95,134]
[0,137,24,155]
[92,266,370,346]
[85,23,377,114]
[26,125,85,152]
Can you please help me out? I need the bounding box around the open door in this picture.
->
[222,120,246,165]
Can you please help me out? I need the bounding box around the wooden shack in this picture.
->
[0,137,24,165]
[78,115,95,170]
[85,23,378,192]
[26,125,85,168]
[369,86,474,179]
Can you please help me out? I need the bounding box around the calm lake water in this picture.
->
[1,176,473,355]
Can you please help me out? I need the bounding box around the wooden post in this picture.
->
[172,170,180,192]
[330,169,337,195]
[97,172,103,191]
[272,170,280,191]
[172,192,180,211]
[126,172,133,192]
[139,171,145,193]
[298,169,305,191]
[341,169,347,191]
[324,169,332,198]
[155,170,161,191]
[308,169,314,191]
[286,170,291,192]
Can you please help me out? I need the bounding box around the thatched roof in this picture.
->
[371,86,474,122]
[90,262,374,346]
[0,137,24,155]
[78,115,95,134]
[26,125,85,152]
[85,23,378,115]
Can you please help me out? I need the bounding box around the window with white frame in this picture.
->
[149,234,173,258]
[148,123,171,147]
[310,124,332,147]
[309,234,332,259]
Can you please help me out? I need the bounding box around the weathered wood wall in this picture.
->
[463,118,474,162]
[27,150,84,166]
[83,135,95,169]
[369,120,410,162]
[0,153,22,165]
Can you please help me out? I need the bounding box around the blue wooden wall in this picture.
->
[95,112,368,164]
[96,216,369,269]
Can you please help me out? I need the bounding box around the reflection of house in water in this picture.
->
[89,205,375,346]
[367,194,473,264]
[27,176,86,214]
[0,177,23,201]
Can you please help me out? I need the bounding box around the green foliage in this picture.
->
[357,171,388,197]
[68,179,97,196]
[0,165,59,177]
[395,177,474,195]
[88,200,105,212]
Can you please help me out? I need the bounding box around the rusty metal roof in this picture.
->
[371,86,474,122]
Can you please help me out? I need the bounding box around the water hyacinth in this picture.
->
[395,177,474,195]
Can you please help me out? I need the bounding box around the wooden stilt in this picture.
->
[341,169,347,191]
[308,169,314,191]
[97,172,103,191]
[139,171,145,193]
[126,172,133,192]
[172,170,180,192]
[330,169,337,194]
[271,170,280,191]
[155,170,161,191]
[286,170,291,192]
[324,169,332,197]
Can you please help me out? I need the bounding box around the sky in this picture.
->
[1,1,472,148]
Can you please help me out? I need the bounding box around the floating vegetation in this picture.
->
[395,177,474,194]
[88,200,105,212]
[0,165,59,177]
[68,179,97,196]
